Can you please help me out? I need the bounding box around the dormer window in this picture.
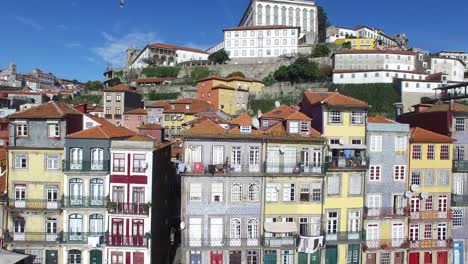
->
[300,122,309,134]
[16,123,28,137]
[262,120,269,128]
[289,121,299,134]
[240,126,252,134]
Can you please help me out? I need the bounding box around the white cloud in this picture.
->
[93,31,160,66]
[15,16,44,31]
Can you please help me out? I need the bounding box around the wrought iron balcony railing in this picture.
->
[364,207,409,219]
[63,160,110,172]
[324,231,366,244]
[182,162,323,176]
[409,239,452,249]
[325,156,369,171]
[8,199,61,211]
[9,232,60,243]
[263,236,296,248]
[60,232,106,244]
[409,209,453,221]
[106,235,147,247]
[453,160,468,172]
[62,196,106,208]
[364,239,410,251]
[107,202,150,215]
[452,195,468,207]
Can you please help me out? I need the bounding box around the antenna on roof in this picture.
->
[274,101,280,108]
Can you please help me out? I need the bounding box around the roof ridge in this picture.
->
[97,126,110,138]
[52,102,64,116]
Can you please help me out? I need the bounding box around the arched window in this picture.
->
[257,4,263,25]
[273,6,279,25]
[281,6,287,25]
[265,5,271,25]
[309,9,315,31]
[231,184,242,202]
[69,214,83,240]
[91,148,104,170]
[288,8,294,26]
[89,214,104,234]
[69,179,83,206]
[247,219,258,238]
[68,250,81,264]
[70,148,83,170]
[302,9,308,31]
[90,178,104,206]
[230,219,241,239]
[295,8,301,27]
[248,183,260,201]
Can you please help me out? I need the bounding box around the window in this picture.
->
[438,224,447,240]
[440,145,450,160]
[438,195,448,212]
[299,122,309,133]
[106,108,111,115]
[381,252,390,264]
[412,145,422,159]
[424,224,432,240]
[106,94,111,102]
[349,175,362,195]
[91,148,104,170]
[14,217,25,233]
[115,108,121,115]
[367,224,379,242]
[453,208,463,227]
[16,123,28,137]
[439,170,449,186]
[427,145,434,160]
[46,155,60,170]
[411,171,421,185]
[299,184,310,202]
[425,195,433,210]
[369,166,381,181]
[113,153,125,172]
[48,123,60,138]
[247,219,258,240]
[351,112,364,124]
[247,251,258,264]
[189,183,202,202]
[262,120,269,128]
[395,136,407,152]
[231,184,242,202]
[266,184,279,202]
[211,183,223,202]
[348,211,360,234]
[281,250,294,264]
[248,183,259,201]
[351,139,362,145]
[394,165,406,181]
[13,153,28,169]
[456,117,465,131]
[409,224,419,241]
[327,175,340,195]
[230,219,241,239]
[132,154,146,173]
[327,211,338,234]
[283,183,295,201]
[299,217,309,236]
[370,135,382,152]
[288,121,299,133]
[15,185,26,203]
[329,111,342,123]
[425,170,435,185]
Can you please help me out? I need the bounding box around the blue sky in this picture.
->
[1,0,467,82]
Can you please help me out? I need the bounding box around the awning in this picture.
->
[264,222,297,233]
[0,249,29,264]
[329,144,367,150]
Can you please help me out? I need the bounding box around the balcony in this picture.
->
[409,209,453,221]
[107,202,150,215]
[452,195,468,206]
[324,231,366,244]
[62,196,106,208]
[263,236,296,248]
[183,238,261,248]
[104,114,112,119]
[60,232,106,244]
[409,239,452,250]
[364,207,409,219]
[325,156,369,171]
[264,162,323,175]
[107,235,148,247]
[182,162,323,176]
[7,232,60,243]
[453,160,468,172]
[8,199,61,211]
[63,160,110,172]
[364,239,410,251]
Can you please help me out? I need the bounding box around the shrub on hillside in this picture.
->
[142,66,180,78]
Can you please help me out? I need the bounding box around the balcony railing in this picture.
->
[8,199,61,211]
[60,232,106,244]
[182,162,323,176]
[364,239,410,251]
[62,196,106,208]
[325,156,369,171]
[263,236,296,248]
[453,160,468,172]
[107,202,150,215]
[324,231,366,244]
[409,209,453,221]
[409,239,452,249]
[364,207,409,219]
[183,238,261,248]
[107,235,147,247]
[63,160,110,172]
[9,232,60,243]
[452,195,468,207]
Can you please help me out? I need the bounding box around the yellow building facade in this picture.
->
[335,38,375,50]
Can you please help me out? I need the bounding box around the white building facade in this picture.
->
[431,57,465,82]
[438,51,468,71]
[224,25,300,59]
[333,70,428,84]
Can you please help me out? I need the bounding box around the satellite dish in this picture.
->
[420,192,429,200]
[180,221,186,230]
[252,118,260,129]
[275,101,280,108]
[404,191,412,199]
[279,145,286,154]
[410,184,419,192]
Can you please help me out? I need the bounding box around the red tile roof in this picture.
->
[104,85,136,92]
[224,25,300,32]
[150,43,209,54]
[368,116,395,124]
[410,127,454,143]
[183,119,227,135]
[303,92,369,108]
[231,113,253,126]
[124,108,147,115]
[8,101,82,119]
[262,105,311,120]
[163,98,215,114]
[425,103,468,113]
[335,49,417,55]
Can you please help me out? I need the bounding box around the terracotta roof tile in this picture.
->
[183,119,227,136]
[368,116,395,124]
[150,43,209,54]
[0,118,8,124]
[124,108,147,115]
[425,103,468,113]
[230,113,253,126]
[286,111,311,121]
[8,101,82,119]
[67,124,136,139]
[104,84,136,92]
[303,92,368,108]
[138,123,162,130]
[410,127,454,143]
[262,105,310,120]
[146,101,170,108]
[164,98,214,114]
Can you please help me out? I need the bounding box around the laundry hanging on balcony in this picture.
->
[297,236,324,254]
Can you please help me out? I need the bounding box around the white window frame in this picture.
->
[370,135,383,152]
[351,112,364,125]
[46,154,60,170]
[211,183,223,202]
[394,165,406,181]
[369,165,381,181]
[328,111,342,124]
[15,154,28,169]
[189,183,202,202]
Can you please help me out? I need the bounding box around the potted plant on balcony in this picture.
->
[381,243,389,250]
[106,196,117,213]
[56,231,64,242]
[143,202,151,213]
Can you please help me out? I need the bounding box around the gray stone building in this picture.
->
[103,85,142,125]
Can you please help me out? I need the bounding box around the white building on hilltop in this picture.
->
[438,51,468,71]
[223,25,300,59]
[239,0,318,44]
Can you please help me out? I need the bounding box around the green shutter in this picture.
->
[264,250,277,264]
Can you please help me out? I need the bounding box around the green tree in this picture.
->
[342,41,352,49]
[190,66,212,82]
[273,58,320,84]
[146,90,180,101]
[141,66,180,78]
[312,44,330,58]
[262,73,276,87]
[208,49,230,64]
[85,81,104,91]
[226,71,245,78]
[317,6,329,43]
[273,65,289,82]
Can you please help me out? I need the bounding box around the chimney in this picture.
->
[393,103,403,117]
[74,103,88,114]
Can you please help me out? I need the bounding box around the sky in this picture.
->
[1,0,467,82]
